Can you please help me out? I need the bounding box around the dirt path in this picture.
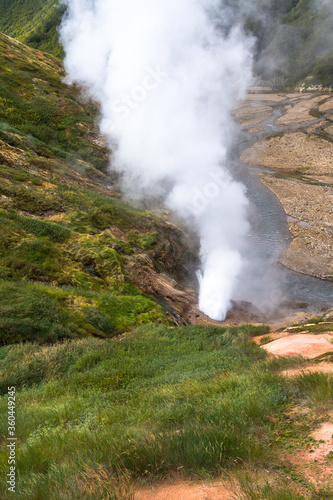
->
[284,420,333,490]
[135,480,235,500]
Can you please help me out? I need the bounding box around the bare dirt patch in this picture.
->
[241,132,333,176]
[311,422,333,456]
[260,176,333,278]
[285,421,333,489]
[275,95,330,125]
[245,93,286,102]
[325,124,333,138]
[235,103,273,127]
[319,97,333,113]
[279,224,333,278]
[135,479,235,500]
[247,126,264,134]
[260,177,333,227]
[238,92,333,283]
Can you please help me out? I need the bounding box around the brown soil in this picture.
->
[259,177,333,228]
[235,102,273,127]
[285,421,333,489]
[135,480,235,500]
[247,125,264,134]
[319,96,333,113]
[257,315,333,492]
[260,176,333,278]
[245,93,286,102]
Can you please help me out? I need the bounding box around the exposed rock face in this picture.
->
[263,334,333,359]
[124,253,196,325]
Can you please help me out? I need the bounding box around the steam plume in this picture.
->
[60,0,253,320]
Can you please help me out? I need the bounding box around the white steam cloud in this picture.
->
[60,0,253,321]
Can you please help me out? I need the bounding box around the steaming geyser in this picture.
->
[60,0,253,321]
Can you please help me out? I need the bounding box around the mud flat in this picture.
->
[239,92,333,282]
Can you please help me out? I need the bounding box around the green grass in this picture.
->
[293,371,333,408]
[234,472,308,499]
[0,32,109,173]
[285,313,333,334]
[0,0,63,58]
[1,0,332,88]
[0,162,184,344]
[0,161,190,344]
[0,280,167,345]
[0,324,331,498]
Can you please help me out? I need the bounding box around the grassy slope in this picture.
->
[1,0,332,85]
[256,0,333,86]
[0,33,198,344]
[0,0,63,58]
[0,323,332,498]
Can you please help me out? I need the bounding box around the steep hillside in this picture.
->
[0,10,332,500]
[256,0,333,87]
[1,0,332,86]
[0,0,63,58]
[0,33,195,345]
[218,0,333,87]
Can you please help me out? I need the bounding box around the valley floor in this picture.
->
[239,91,333,281]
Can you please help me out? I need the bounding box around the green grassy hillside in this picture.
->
[0,0,332,85]
[0,0,63,58]
[256,0,333,86]
[0,322,332,498]
[0,32,195,345]
[0,10,332,500]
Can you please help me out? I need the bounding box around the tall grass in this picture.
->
[0,324,318,498]
[293,371,333,407]
[234,473,307,500]
[0,323,331,497]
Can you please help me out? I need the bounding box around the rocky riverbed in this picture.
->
[239,91,333,281]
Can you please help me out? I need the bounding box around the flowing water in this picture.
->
[232,158,333,312]
[229,107,333,314]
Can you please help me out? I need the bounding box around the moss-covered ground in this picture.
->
[0,33,196,344]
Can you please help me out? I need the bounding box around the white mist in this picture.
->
[60,0,253,320]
